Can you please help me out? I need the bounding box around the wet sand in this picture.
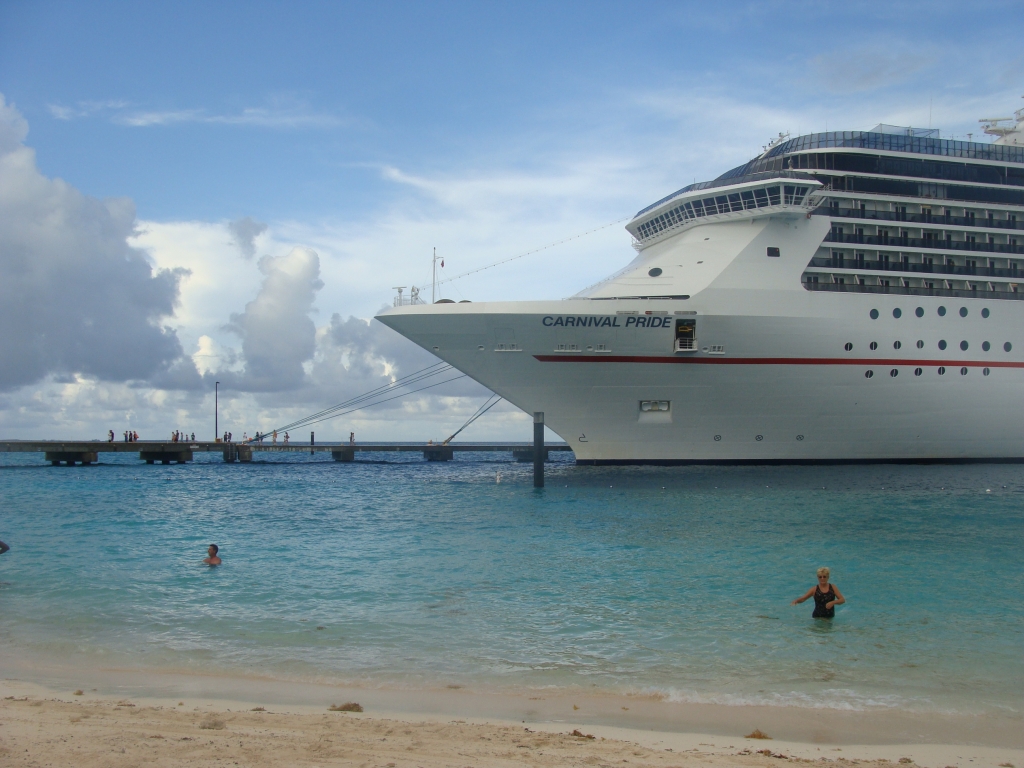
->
[1,677,1021,768]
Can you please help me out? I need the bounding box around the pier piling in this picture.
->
[533,412,544,488]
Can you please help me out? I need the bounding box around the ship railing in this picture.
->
[809,256,1024,278]
[675,338,697,352]
[392,286,427,307]
[818,208,1024,232]
[801,280,1024,300]
[824,232,1024,255]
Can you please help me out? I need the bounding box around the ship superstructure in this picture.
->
[377,102,1024,463]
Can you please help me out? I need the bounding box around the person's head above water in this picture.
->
[204,544,221,566]
[209,544,219,556]
[816,567,830,582]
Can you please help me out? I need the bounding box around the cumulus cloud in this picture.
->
[0,93,193,392]
[223,246,324,391]
[228,216,268,259]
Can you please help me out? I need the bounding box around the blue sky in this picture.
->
[7,0,1020,223]
[0,0,1022,439]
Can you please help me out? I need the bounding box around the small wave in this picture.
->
[653,686,916,712]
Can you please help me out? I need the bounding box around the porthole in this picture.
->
[865,370,874,378]
[893,308,902,318]
[959,307,968,317]
[916,340,924,349]
[648,267,663,277]
[893,341,902,350]
[938,340,947,350]
[1005,342,1013,352]
[960,367,968,375]
[915,307,924,317]
[844,342,853,351]
[914,367,922,376]
[938,306,947,316]
[890,368,898,377]
[938,367,946,375]
[796,435,804,441]
[982,308,990,318]
[960,340,969,351]
[982,341,991,351]
[755,434,763,441]
[870,341,878,350]
[870,309,879,319]
[983,368,990,376]
[714,434,721,441]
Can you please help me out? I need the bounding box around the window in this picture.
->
[893,308,902,318]
[914,368,923,376]
[870,341,878,350]
[767,247,780,257]
[916,340,924,348]
[982,308,991,318]
[960,306,968,317]
[915,307,924,317]
[844,342,853,351]
[982,341,991,351]
[869,309,879,319]
[938,306,947,316]
[938,366,946,375]
[865,370,874,378]
[1005,342,1013,352]
[960,340,969,351]
[639,400,670,412]
[938,340,947,350]
[893,341,902,349]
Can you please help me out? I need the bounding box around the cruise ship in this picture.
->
[377,102,1024,463]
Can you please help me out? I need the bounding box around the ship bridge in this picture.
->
[628,109,1024,303]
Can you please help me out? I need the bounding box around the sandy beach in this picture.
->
[2,678,1021,768]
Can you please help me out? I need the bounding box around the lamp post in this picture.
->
[215,381,220,442]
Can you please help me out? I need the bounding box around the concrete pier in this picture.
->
[45,450,98,466]
[140,450,193,464]
[1,440,572,466]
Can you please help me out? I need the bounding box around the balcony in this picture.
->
[809,256,1023,278]
[802,281,1024,301]
[818,207,1024,231]
[824,231,1024,255]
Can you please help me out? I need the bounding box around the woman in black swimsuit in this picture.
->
[791,567,845,618]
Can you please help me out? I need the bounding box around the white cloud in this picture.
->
[222,247,324,392]
[0,94,193,392]
[46,98,349,129]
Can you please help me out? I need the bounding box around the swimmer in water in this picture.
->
[203,544,221,566]
[791,566,844,618]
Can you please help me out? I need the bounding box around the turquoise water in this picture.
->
[0,451,1022,715]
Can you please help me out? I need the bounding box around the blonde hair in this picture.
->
[816,567,830,579]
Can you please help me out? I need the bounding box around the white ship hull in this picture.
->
[377,117,1024,463]
[378,294,1024,463]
